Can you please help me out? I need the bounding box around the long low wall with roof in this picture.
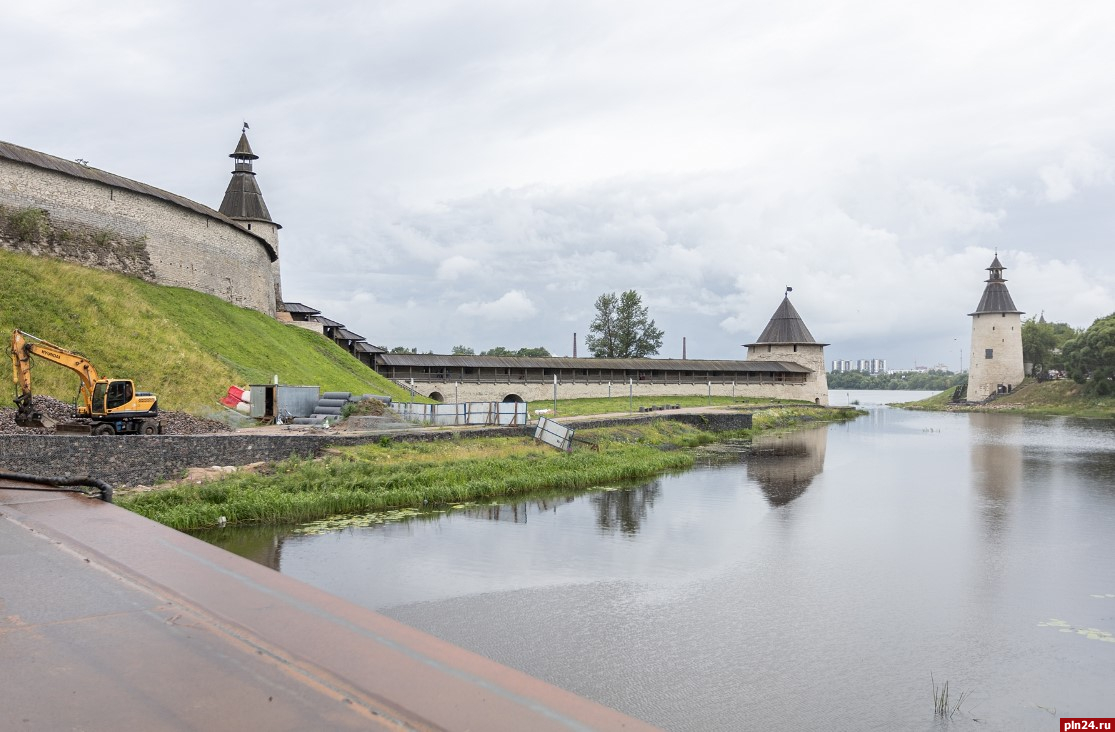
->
[409,379,827,406]
[0,151,276,315]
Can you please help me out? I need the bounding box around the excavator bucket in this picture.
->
[13,395,57,430]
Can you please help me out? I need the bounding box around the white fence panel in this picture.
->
[533,416,574,452]
[389,401,528,426]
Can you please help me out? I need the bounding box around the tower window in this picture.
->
[985,348,994,359]
[992,326,995,331]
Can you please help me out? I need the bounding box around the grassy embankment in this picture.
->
[903,378,1115,418]
[117,406,855,531]
[0,249,417,413]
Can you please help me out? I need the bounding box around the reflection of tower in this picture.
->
[591,481,662,535]
[747,426,828,506]
[966,255,1024,401]
[744,293,830,405]
[219,129,284,310]
[968,413,1023,534]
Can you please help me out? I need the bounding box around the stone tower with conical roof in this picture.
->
[744,292,829,405]
[219,129,283,308]
[966,255,1024,401]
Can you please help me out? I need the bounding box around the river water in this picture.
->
[201,392,1115,730]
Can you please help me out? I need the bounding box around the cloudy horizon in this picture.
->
[4,1,1115,370]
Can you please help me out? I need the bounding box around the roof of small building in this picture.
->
[354,342,387,353]
[333,328,365,342]
[745,296,828,347]
[311,316,345,328]
[375,353,811,373]
[281,302,321,315]
[0,139,276,261]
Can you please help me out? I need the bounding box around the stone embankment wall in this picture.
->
[0,411,753,487]
[418,379,823,406]
[0,151,276,315]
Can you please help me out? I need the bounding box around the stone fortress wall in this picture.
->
[413,379,825,406]
[0,142,277,316]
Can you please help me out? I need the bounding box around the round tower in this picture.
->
[219,128,283,310]
[966,254,1024,401]
[744,291,829,405]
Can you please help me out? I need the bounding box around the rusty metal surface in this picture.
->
[0,482,659,732]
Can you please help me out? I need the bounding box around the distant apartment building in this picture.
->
[830,358,886,374]
[853,359,887,374]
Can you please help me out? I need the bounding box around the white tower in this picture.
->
[966,255,1024,401]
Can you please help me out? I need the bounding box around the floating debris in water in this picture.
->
[293,503,482,535]
[1038,618,1115,643]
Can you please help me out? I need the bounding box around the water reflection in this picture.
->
[747,426,828,507]
[462,495,575,524]
[969,412,1022,535]
[192,524,286,571]
[591,482,662,535]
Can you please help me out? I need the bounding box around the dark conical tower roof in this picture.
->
[969,255,1022,315]
[219,130,276,224]
[745,295,828,346]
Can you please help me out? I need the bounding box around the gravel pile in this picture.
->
[0,396,233,435]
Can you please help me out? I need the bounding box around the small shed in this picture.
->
[248,384,320,421]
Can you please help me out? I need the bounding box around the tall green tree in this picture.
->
[451,345,475,355]
[1021,316,1076,372]
[585,290,664,358]
[1022,317,1057,372]
[1062,313,1115,395]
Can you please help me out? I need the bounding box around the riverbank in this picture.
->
[117,405,860,531]
[902,378,1115,418]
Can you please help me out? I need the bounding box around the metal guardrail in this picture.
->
[389,401,529,426]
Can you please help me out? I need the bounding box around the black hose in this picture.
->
[0,472,113,502]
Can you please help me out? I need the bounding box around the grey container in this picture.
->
[249,385,321,420]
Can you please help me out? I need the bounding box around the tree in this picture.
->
[389,346,417,354]
[480,346,552,357]
[1062,313,1115,395]
[451,345,475,355]
[585,290,664,358]
[1022,317,1057,372]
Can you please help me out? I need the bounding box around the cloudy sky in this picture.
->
[5,1,1115,369]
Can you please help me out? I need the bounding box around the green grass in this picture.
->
[118,428,697,530]
[116,407,863,530]
[903,378,1115,418]
[537,394,813,418]
[0,249,419,413]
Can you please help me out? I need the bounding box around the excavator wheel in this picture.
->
[142,422,158,435]
[92,424,115,436]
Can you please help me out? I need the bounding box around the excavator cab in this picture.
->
[93,379,134,414]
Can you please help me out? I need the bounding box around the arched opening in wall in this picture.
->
[502,394,524,403]
[429,391,445,402]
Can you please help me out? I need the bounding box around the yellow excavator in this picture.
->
[10,329,162,435]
